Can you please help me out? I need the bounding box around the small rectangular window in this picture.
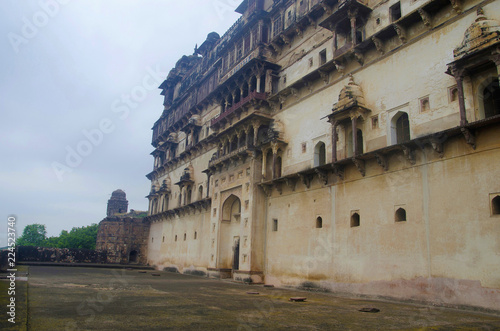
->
[448,85,458,103]
[319,49,327,65]
[390,2,402,22]
[272,219,278,231]
[420,96,430,112]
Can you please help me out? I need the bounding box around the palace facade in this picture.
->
[145,0,500,310]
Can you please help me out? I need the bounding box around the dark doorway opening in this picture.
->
[129,250,138,264]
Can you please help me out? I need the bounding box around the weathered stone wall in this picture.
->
[17,246,107,264]
[96,216,149,265]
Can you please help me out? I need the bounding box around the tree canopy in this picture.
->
[16,223,47,247]
[17,223,98,250]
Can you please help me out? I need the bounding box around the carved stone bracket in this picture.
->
[295,26,303,38]
[306,15,316,27]
[393,24,407,44]
[332,164,344,180]
[334,61,345,75]
[450,0,461,13]
[375,153,388,171]
[304,81,313,93]
[290,87,299,99]
[430,138,444,157]
[372,37,384,55]
[461,127,476,149]
[352,157,366,177]
[284,177,298,191]
[418,9,432,29]
[260,184,272,197]
[315,168,328,185]
[318,70,329,84]
[280,34,291,45]
[353,50,364,66]
[299,173,314,189]
[401,145,416,165]
[320,3,332,15]
[273,182,283,195]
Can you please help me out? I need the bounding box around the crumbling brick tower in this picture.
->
[106,189,128,217]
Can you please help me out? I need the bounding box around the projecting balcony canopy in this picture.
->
[211,91,268,128]
[319,0,372,31]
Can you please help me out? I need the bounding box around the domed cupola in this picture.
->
[453,7,500,59]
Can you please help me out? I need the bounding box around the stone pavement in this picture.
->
[2,265,500,330]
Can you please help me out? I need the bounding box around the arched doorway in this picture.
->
[129,250,138,264]
[218,195,241,275]
[483,78,500,119]
[314,141,326,166]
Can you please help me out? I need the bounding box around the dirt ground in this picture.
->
[2,265,500,330]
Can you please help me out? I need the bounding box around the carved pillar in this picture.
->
[352,116,358,156]
[253,121,261,146]
[262,149,267,178]
[236,131,242,149]
[451,65,467,126]
[348,9,358,46]
[332,28,337,51]
[206,173,211,198]
[266,69,273,94]
[256,75,261,93]
[272,142,279,179]
[245,126,251,147]
[332,121,338,163]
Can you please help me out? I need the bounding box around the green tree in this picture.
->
[44,224,98,250]
[17,223,47,246]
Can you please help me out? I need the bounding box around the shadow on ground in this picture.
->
[5,266,500,330]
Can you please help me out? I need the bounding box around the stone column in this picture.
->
[256,76,261,93]
[253,121,261,146]
[348,9,358,46]
[206,173,211,198]
[236,131,242,149]
[451,65,467,126]
[266,69,273,94]
[262,149,267,178]
[352,116,358,156]
[272,142,279,179]
[245,126,251,147]
[332,121,338,163]
[332,28,337,52]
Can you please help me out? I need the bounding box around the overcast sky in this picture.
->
[0,0,241,241]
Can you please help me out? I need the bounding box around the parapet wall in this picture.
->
[17,246,107,264]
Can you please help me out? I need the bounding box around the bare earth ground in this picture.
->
[2,265,500,330]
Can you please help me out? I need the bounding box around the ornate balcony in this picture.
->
[211,91,267,128]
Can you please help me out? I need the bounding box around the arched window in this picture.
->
[395,208,407,222]
[239,132,246,148]
[222,195,241,222]
[250,76,257,93]
[314,142,326,167]
[492,195,500,215]
[275,155,282,178]
[316,217,323,228]
[164,195,169,211]
[483,78,500,119]
[396,113,410,143]
[351,212,360,227]
[265,149,273,180]
[347,129,364,157]
[187,187,192,204]
[391,111,410,145]
[198,185,203,201]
